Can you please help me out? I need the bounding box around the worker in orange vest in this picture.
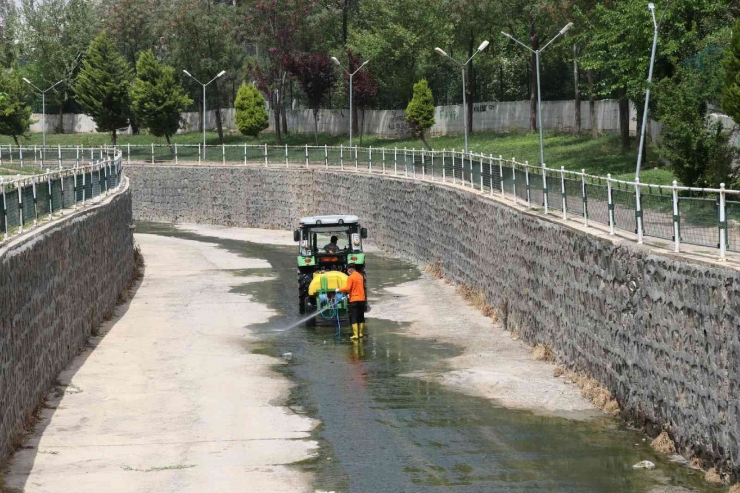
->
[338,264,367,340]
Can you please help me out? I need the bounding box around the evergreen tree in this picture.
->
[234,83,269,137]
[74,32,132,144]
[130,50,192,146]
[405,79,435,150]
[722,19,740,124]
[0,67,33,145]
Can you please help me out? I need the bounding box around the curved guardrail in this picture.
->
[2,143,737,260]
[0,149,123,244]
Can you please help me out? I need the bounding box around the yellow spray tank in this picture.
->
[308,270,348,296]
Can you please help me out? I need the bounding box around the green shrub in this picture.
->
[405,79,435,150]
[235,83,269,137]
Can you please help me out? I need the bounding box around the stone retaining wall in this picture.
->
[0,181,135,461]
[127,165,740,474]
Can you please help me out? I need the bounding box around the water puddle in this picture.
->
[135,222,721,493]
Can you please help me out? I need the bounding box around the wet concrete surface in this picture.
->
[136,222,721,493]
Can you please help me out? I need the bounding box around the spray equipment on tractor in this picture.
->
[295,215,368,330]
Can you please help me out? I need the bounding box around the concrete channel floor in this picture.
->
[5,233,318,493]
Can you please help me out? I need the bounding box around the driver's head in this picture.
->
[330,235,338,244]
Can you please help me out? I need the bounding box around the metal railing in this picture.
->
[0,149,124,245]
[3,143,737,260]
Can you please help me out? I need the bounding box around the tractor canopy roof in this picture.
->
[299,215,360,226]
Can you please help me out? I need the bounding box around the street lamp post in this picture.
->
[434,41,490,153]
[331,57,369,148]
[183,69,226,159]
[502,23,573,214]
[636,2,670,180]
[22,78,63,149]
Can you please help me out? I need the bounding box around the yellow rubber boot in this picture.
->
[359,323,366,338]
[350,324,359,340]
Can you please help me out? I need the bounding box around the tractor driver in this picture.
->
[324,235,340,253]
[338,264,367,340]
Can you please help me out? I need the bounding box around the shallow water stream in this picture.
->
[137,222,719,493]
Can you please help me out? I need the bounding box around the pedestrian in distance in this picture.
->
[338,264,367,340]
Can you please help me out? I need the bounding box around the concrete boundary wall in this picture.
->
[0,180,135,461]
[127,165,740,475]
[29,99,665,141]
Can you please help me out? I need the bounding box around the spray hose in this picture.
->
[317,292,345,338]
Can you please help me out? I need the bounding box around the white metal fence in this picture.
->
[0,148,124,244]
[2,143,737,260]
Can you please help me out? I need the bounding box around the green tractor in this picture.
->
[293,215,368,324]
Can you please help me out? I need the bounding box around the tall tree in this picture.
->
[285,52,337,145]
[99,0,160,67]
[582,0,738,152]
[99,0,161,134]
[0,66,32,144]
[240,0,317,145]
[74,33,133,145]
[19,0,97,132]
[349,0,446,109]
[659,65,736,188]
[130,50,192,146]
[0,0,17,66]
[165,0,242,144]
[721,18,740,124]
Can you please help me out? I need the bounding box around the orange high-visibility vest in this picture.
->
[339,271,366,302]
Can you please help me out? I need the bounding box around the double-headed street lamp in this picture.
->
[22,78,63,148]
[331,56,369,148]
[183,69,226,158]
[502,22,573,214]
[636,1,670,180]
[434,40,490,153]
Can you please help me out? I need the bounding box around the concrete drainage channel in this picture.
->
[127,223,718,493]
[127,165,740,483]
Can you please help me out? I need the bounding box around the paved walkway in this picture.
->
[6,233,316,493]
